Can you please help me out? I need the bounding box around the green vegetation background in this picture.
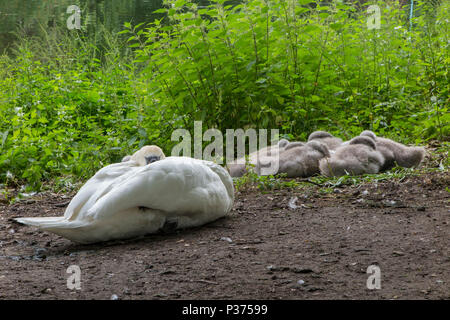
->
[0,0,448,191]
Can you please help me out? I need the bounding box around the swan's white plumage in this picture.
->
[15,157,234,244]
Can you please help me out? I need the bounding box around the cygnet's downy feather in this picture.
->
[360,130,425,170]
[259,141,329,178]
[226,139,290,177]
[319,136,385,177]
[307,131,343,151]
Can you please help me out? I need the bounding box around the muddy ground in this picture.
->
[0,167,449,300]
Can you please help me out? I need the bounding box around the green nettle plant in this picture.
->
[0,26,145,190]
[124,0,448,142]
[0,0,448,191]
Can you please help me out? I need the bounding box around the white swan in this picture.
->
[15,148,234,244]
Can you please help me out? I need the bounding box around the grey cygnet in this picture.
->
[319,136,385,177]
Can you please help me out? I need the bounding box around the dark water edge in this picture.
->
[0,0,218,55]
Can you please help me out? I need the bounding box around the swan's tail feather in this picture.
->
[15,217,92,243]
[15,216,67,228]
[15,217,88,232]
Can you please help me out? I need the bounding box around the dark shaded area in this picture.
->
[0,0,236,54]
[0,0,164,54]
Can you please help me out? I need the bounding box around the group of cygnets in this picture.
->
[14,130,425,244]
[227,130,426,178]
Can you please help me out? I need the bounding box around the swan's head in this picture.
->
[130,145,166,166]
[121,155,131,162]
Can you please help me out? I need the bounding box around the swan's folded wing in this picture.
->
[64,161,141,220]
[86,157,234,220]
[200,159,234,204]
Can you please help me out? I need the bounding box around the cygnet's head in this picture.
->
[126,145,166,166]
[277,139,290,148]
[349,136,377,150]
[308,130,333,141]
[284,141,305,151]
[306,140,330,157]
[360,130,377,141]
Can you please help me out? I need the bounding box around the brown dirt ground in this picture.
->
[0,166,449,300]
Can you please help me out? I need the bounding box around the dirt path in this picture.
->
[0,171,449,300]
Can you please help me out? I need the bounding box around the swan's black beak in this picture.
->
[145,155,160,164]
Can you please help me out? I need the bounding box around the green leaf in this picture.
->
[330,23,344,31]
[276,96,284,105]
[303,24,321,33]
[175,0,186,7]
[311,95,321,102]
[256,78,267,84]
